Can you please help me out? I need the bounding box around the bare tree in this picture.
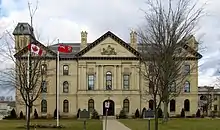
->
[198,86,215,116]
[138,0,204,126]
[0,29,53,130]
[0,1,55,130]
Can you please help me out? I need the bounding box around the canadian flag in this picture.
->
[28,43,43,56]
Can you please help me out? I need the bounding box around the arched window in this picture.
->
[63,100,69,113]
[63,81,69,93]
[88,99,94,112]
[170,99,176,112]
[41,100,47,113]
[123,99,129,113]
[149,81,154,94]
[184,81,190,92]
[63,65,69,75]
[106,71,112,90]
[149,100,154,110]
[184,99,190,111]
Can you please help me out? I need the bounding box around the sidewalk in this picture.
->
[102,119,131,130]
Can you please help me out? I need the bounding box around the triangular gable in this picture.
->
[14,40,57,58]
[75,31,140,57]
[75,31,202,59]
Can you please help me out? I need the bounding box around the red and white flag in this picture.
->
[28,43,43,56]
[58,44,72,53]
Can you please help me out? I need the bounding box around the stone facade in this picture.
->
[13,23,201,118]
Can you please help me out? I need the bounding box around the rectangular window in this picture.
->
[63,65,69,75]
[214,95,217,100]
[168,81,176,92]
[123,75,129,90]
[214,105,218,111]
[88,75,94,90]
[41,81,47,93]
[183,65,190,75]
[41,64,47,75]
[148,64,154,74]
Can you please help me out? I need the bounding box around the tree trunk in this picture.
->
[163,101,169,123]
[154,109,159,130]
[154,96,159,130]
[26,106,31,130]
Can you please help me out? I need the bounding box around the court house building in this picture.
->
[13,23,202,118]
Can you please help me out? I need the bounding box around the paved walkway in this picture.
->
[102,119,131,130]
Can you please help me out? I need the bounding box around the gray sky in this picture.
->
[0,0,219,95]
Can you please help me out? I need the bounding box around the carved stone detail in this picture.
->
[101,45,117,55]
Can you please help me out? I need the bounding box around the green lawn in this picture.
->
[120,118,220,130]
[0,119,102,130]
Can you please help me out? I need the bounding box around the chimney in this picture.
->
[130,30,137,50]
[81,31,87,50]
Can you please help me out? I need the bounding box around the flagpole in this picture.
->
[26,47,30,123]
[57,39,60,127]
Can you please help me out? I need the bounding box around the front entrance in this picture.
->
[103,100,115,116]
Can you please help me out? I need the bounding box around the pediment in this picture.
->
[76,31,140,58]
[82,37,136,57]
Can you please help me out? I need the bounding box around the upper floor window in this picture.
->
[88,75,95,90]
[41,64,47,74]
[63,65,69,75]
[106,71,112,90]
[149,81,154,94]
[214,95,218,100]
[183,64,190,75]
[184,81,190,92]
[41,80,47,93]
[123,74,129,90]
[63,81,69,93]
[148,64,154,74]
[169,81,176,92]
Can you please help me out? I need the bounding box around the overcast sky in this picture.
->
[0,0,219,95]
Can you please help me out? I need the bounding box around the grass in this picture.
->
[120,118,220,130]
[0,119,102,130]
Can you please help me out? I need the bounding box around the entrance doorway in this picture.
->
[103,100,115,116]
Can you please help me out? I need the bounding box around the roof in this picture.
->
[13,23,35,37]
[14,30,202,59]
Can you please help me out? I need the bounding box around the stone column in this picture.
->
[100,65,104,90]
[78,66,81,90]
[136,67,140,90]
[114,65,117,90]
[80,66,83,90]
[96,65,99,90]
[83,66,86,90]
[131,67,135,90]
[118,65,122,90]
